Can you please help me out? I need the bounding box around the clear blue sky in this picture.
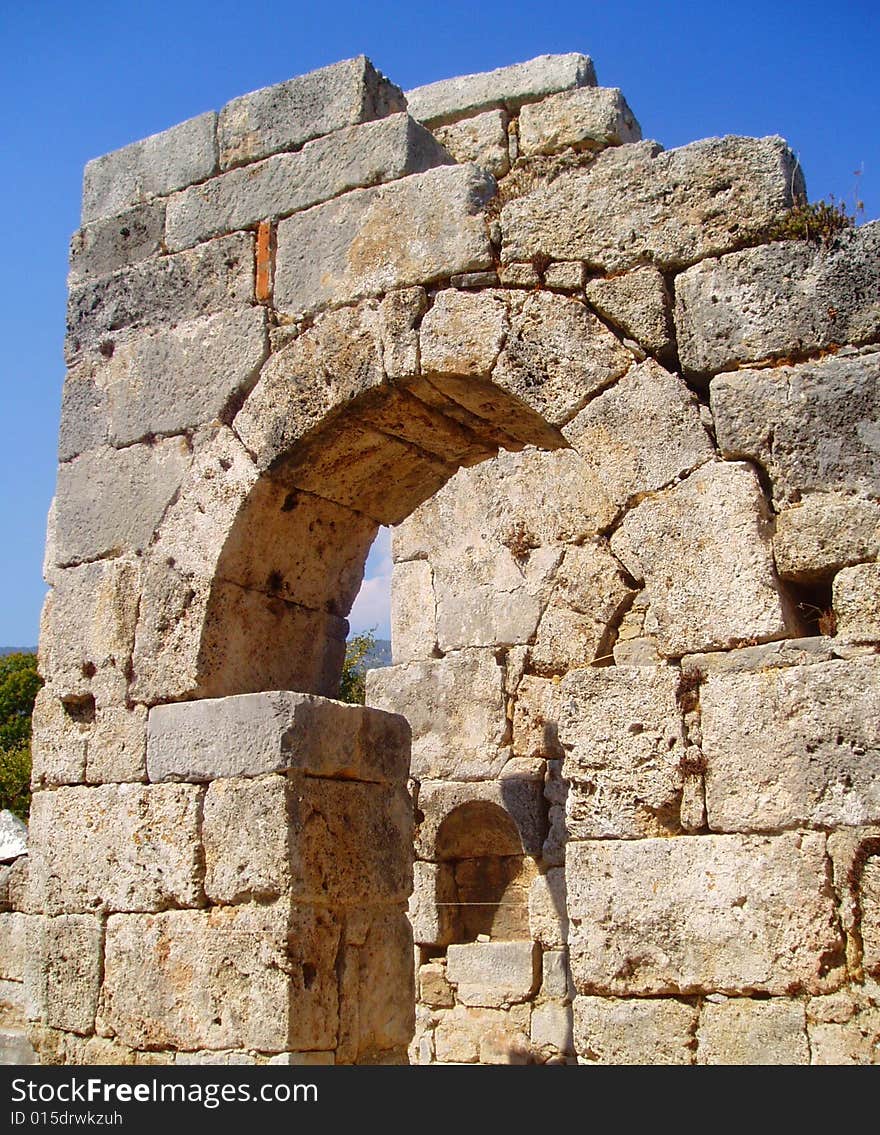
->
[1,0,877,646]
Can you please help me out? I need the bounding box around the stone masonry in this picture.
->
[5,52,879,1065]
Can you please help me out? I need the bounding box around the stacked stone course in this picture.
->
[2,51,878,1064]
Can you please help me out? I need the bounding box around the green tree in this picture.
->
[0,652,42,819]
[339,629,377,705]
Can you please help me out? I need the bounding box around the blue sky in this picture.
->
[1,0,877,646]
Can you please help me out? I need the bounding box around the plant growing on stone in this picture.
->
[339,629,377,705]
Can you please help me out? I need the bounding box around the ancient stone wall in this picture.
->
[4,52,878,1065]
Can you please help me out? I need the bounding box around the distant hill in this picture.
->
[363,638,392,669]
[0,647,36,657]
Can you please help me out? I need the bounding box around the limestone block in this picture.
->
[414,778,548,860]
[203,773,411,906]
[584,267,673,358]
[406,53,596,126]
[808,1012,880,1065]
[30,688,89,787]
[559,666,685,839]
[529,869,569,948]
[132,568,347,704]
[351,908,414,1061]
[176,1052,257,1065]
[702,657,880,831]
[432,1003,531,1064]
[857,852,880,975]
[420,288,511,376]
[774,493,880,581]
[519,86,641,157]
[447,941,538,1007]
[0,913,26,981]
[66,233,254,358]
[103,308,268,445]
[834,563,880,643]
[681,636,837,677]
[564,359,715,512]
[697,999,809,1065]
[367,650,508,780]
[542,949,571,999]
[432,110,509,176]
[54,438,191,565]
[39,557,141,706]
[676,224,880,374]
[409,861,456,947]
[502,136,801,272]
[25,915,102,1034]
[378,287,426,378]
[147,691,410,786]
[573,996,696,1064]
[531,543,635,673]
[57,365,109,462]
[610,462,792,656]
[419,962,454,1008]
[0,813,26,866]
[82,111,217,224]
[566,832,843,996]
[99,903,340,1052]
[390,560,436,663]
[274,165,494,318]
[218,56,406,169]
[0,1029,35,1065]
[513,675,563,760]
[0,979,27,1027]
[499,261,540,287]
[711,352,880,505]
[493,291,632,426]
[531,1003,574,1053]
[543,261,585,290]
[167,113,450,251]
[24,783,204,915]
[69,200,165,282]
[86,705,148,784]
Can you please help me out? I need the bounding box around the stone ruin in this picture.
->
[1,51,879,1065]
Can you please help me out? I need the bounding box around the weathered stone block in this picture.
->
[86,705,148,784]
[432,110,509,176]
[420,288,511,376]
[82,111,217,224]
[610,462,793,656]
[167,113,450,251]
[711,352,880,505]
[419,961,454,1008]
[513,675,563,761]
[54,438,190,566]
[378,287,426,378]
[69,201,165,283]
[564,359,714,512]
[203,773,411,906]
[367,650,507,780]
[542,949,571,999]
[531,542,635,673]
[25,915,102,1034]
[702,657,880,831]
[834,563,880,643]
[559,666,685,839]
[349,908,414,1061]
[530,1002,574,1053]
[697,998,809,1064]
[409,861,456,947]
[432,1003,531,1064]
[543,261,585,289]
[493,291,632,426]
[566,832,843,995]
[66,232,254,358]
[218,56,406,169]
[858,855,880,976]
[99,903,340,1051]
[0,913,26,982]
[573,996,697,1064]
[502,136,801,272]
[274,164,494,318]
[391,560,436,664]
[102,308,268,446]
[774,493,880,581]
[519,86,641,156]
[406,53,596,126]
[414,777,547,861]
[584,267,673,358]
[676,224,880,374]
[529,869,569,948]
[30,687,89,787]
[147,691,409,785]
[682,636,836,677]
[39,557,141,706]
[446,940,538,1007]
[24,783,204,914]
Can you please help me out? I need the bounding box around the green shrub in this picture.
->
[339,630,377,705]
[764,195,859,246]
[0,652,41,818]
[0,744,31,821]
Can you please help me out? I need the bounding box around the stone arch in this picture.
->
[21,50,880,1068]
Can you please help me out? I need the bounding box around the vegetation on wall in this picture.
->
[0,652,41,819]
[339,630,377,705]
